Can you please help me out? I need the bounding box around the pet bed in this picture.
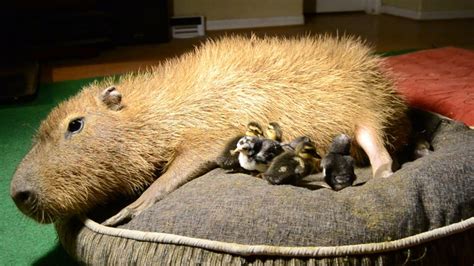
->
[56,48,474,265]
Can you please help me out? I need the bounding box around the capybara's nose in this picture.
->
[11,184,37,211]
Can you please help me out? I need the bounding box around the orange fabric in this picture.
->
[385,47,474,126]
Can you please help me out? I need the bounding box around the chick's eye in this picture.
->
[67,118,84,134]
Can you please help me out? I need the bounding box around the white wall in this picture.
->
[381,0,474,19]
[174,0,304,30]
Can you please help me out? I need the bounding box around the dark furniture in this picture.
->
[0,0,170,102]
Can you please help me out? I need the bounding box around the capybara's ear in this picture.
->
[100,86,123,111]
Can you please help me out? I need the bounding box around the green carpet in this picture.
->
[0,77,102,265]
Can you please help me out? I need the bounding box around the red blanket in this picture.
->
[385,47,474,126]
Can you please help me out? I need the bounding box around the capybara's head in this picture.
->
[10,84,159,223]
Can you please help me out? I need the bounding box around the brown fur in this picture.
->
[11,35,410,223]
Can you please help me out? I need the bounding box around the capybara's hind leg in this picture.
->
[355,124,393,178]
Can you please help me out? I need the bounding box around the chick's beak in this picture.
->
[232,143,252,155]
[230,148,240,155]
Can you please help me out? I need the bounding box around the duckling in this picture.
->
[263,140,321,185]
[232,135,284,173]
[282,136,311,152]
[413,136,433,160]
[321,134,356,191]
[232,136,266,172]
[266,122,283,142]
[247,121,265,138]
[254,138,284,169]
[251,122,285,167]
[216,122,264,171]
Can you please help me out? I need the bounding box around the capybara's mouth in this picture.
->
[11,175,59,223]
[30,210,57,224]
[17,204,57,224]
[12,196,58,224]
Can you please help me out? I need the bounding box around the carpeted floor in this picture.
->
[0,77,102,265]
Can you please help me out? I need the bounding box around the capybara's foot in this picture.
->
[355,125,394,178]
[373,162,393,178]
[102,207,135,226]
[103,198,155,226]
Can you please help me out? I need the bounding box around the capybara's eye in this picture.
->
[67,118,84,134]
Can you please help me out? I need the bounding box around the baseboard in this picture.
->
[381,5,421,19]
[206,16,304,30]
[418,9,474,20]
[381,5,474,20]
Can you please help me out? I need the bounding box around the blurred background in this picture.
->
[1,0,473,98]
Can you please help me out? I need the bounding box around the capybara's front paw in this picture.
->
[102,207,136,226]
[102,198,154,226]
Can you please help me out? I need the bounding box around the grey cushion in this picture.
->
[121,119,473,246]
[57,112,474,265]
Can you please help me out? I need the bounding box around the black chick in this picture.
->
[413,136,433,160]
[321,134,356,191]
[263,140,321,185]
[282,136,311,152]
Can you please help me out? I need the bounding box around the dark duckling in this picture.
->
[282,136,312,152]
[321,134,356,191]
[263,140,321,185]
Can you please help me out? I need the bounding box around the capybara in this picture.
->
[10,35,410,225]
